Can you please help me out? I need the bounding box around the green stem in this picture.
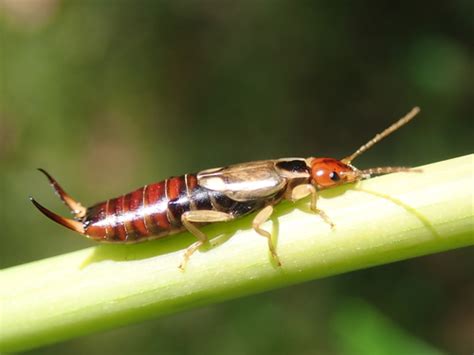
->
[1,155,473,352]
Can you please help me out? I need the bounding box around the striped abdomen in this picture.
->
[83,174,265,242]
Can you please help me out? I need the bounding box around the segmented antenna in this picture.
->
[341,107,420,164]
[358,166,422,179]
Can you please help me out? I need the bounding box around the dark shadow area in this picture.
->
[80,221,241,268]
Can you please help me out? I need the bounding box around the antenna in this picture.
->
[341,107,420,164]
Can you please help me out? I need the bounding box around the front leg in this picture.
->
[290,184,335,228]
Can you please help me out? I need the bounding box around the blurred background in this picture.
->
[0,1,472,354]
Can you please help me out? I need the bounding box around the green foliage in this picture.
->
[1,2,472,354]
[332,299,445,355]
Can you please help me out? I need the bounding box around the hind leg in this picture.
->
[179,210,234,271]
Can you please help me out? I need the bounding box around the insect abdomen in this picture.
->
[84,175,193,242]
[83,172,269,242]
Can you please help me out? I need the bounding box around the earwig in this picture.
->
[31,107,421,270]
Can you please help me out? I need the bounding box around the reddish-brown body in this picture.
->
[84,178,184,242]
[82,173,271,242]
[31,107,420,269]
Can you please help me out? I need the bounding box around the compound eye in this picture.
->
[329,171,340,182]
[313,168,339,187]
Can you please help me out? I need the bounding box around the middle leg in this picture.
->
[252,205,281,266]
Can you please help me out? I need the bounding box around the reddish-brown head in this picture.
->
[307,107,422,190]
[308,158,359,189]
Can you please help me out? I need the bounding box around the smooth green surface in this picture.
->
[332,299,446,355]
[0,154,472,352]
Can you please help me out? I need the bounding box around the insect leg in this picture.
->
[179,210,234,271]
[252,205,281,266]
[290,184,335,228]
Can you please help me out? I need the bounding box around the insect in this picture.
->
[31,107,420,270]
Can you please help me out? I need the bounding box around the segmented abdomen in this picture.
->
[83,174,263,242]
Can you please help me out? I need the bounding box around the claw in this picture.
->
[30,196,85,234]
[37,169,86,218]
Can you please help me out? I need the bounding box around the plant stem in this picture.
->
[1,154,473,352]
